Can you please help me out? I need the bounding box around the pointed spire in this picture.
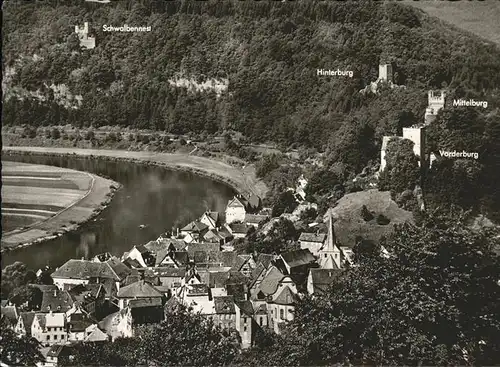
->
[325,210,336,252]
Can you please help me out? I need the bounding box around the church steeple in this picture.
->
[318,211,342,269]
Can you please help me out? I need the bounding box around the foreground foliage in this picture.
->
[239,210,500,366]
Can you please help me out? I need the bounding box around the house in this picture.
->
[67,313,98,342]
[200,211,221,230]
[15,311,36,336]
[279,249,317,275]
[307,268,340,296]
[225,197,247,224]
[41,287,73,314]
[116,280,164,310]
[298,232,326,256]
[266,285,296,334]
[235,300,254,349]
[32,312,67,346]
[186,242,222,267]
[67,284,105,316]
[151,267,185,293]
[98,307,133,341]
[178,283,215,315]
[51,259,130,293]
[1,305,18,329]
[213,296,236,330]
[37,344,68,367]
[123,245,155,268]
[253,303,269,330]
[123,257,143,269]
[244,214,268,228]
[231,255,255,277]
[228,223,250,239]
[180,221,209,240]
[84,326,109,342]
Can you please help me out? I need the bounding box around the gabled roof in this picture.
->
[204,229,224,242]
[280,249,317,268]
[226,284,245,301]
[34,313,47,329]
[250,263,266,286]
[117,280,163,299]
[186,284,210,296]
[41,288,73,312]
[51,260,119,281]
[129,298,162,308]
[46,312,65,327]
[47,344,66,358]
[235,300,254,316]
[106,257,133,280]
[299,232,326,243]
[258,267,285,296]
[206,211,220,222]
[244,214,267,224]
[214,296,235,314]
[309,268,341,295]
[181,221,209,233]
[172,251,189,265]
[227,197,246,209]
[231,255,250,272]
[84,327,109,342]
[123,258,143,269]
[151,268,186,278]
[187,242,220,255]
[68,313,95,331]
[19,311,36,330]
[134,245,150,254]
[1,306,18,324]
[229,223,249,234]
[144,240,169,253]
[255,253,274,269]
[68,284,104,305]
[272,286,296,305]
[98,308,130,334]
[220,251,238,268]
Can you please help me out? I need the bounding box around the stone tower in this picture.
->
[402,126,426,167]
[424,90,446,124]
[378,64,393,83]
[75,22,96,49]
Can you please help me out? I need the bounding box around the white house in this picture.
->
[225,197,247,224]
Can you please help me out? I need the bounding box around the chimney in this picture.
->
[54,289,57,297]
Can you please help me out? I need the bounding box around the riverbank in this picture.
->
[1,161,120,251]
[2,146,268,199]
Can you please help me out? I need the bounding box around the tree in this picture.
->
[255,154,281,179]
[50,128,61,139]
[271,191,298,217]
[1,262,34,299]
[10,286,43,311]
[0,327,44,366]
[305,169,343,200]
[379,138,420,194]
[246,209,500,366]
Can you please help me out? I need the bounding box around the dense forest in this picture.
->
[3,0,500,217]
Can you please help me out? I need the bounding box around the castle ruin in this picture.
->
[75,22,96,49]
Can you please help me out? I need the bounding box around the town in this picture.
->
[1,185,354,365]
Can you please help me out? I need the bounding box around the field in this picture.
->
[1,161,115,248]
[330,189,414,248]
[404,0,500,46]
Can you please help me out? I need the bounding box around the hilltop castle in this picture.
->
[360,63,404,95]
[75,22,96,49]
[379,89,446,172]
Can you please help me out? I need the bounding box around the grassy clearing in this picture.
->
[1,215,39,232]
[331,189,414,247]
[2,186,85,208]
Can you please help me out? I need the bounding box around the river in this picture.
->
[1,154,236,270]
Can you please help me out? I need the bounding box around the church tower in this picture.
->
[318,212,342,269]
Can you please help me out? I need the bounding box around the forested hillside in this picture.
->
[3,0,500,217]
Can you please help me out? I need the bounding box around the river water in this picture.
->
[1,154,235,270]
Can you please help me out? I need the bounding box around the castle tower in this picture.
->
[424,90,446,124]
[378,64,393,83]
[318,212,342,269]
[75,22,95,49]
[402,126,426,167]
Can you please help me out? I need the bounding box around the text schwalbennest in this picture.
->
[103,25,151,32]
[439,150,479,159]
